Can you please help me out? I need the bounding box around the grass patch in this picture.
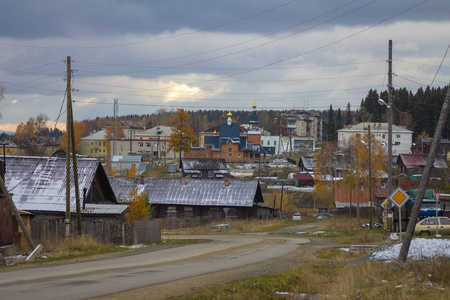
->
[286,216,389,244]
[30,236,127,264]
[172,256,450,300]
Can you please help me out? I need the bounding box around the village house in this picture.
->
[109,176,276,227]
[2,155,128,221]
[397,153,449,181]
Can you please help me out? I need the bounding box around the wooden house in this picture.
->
[109,177,276,224]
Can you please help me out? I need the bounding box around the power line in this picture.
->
[0,0,298,50]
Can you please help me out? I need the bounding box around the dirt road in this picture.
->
[0,223,338,300]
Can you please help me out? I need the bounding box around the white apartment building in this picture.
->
[337,122,413,156]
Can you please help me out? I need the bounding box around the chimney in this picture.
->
[140,176,145,185]
[182,177,187,186]
[224,178,229,187]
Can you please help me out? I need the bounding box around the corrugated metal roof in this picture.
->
[71,204,128,215]
[182,158,227,171]
[109,177,260,207]
[300,157,316,170]
[5,156,104,212]
[399,154,425,169]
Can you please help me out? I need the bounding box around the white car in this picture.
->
[292,213,302,220]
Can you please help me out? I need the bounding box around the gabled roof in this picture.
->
[398,154,425,169]
[4,156,116,213]
[299,156,316,170]
[181,158,227,171]
[109,177,263,207]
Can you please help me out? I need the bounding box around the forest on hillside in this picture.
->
[326,85,450,141]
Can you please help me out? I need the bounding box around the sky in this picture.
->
[1,0,450,133]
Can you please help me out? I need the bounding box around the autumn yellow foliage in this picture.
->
[125,185,152,222]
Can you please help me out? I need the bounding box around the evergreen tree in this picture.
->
[345,102,352,126]
[336,108,342,131]
[327,105,336,142]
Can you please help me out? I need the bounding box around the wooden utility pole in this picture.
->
[368,125,373,230]
[399,83,450,263]
[69,97,82,235]
[65,56,72,239]
[356,146,360,224]
[387,40,393,232]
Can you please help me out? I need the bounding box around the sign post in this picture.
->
[435,192,440,236]
[389,187,411,241]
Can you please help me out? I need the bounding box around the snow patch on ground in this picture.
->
[370,238,450,261]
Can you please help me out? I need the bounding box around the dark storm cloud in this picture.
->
[2,0,448,39]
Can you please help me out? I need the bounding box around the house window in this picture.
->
[146,142,151,148]
[267,141,270,145]
[91,149,93,153]
[382,134,385,138]
[138,142,144,147]
[274,141,277,146]
[207,153,209,157]
[394,141,400,145]
[227,148,232,157]
[208,171,213,177]
[238,154,241,158]
[397,134,401,138]
[95,142,98,146]
[103,142,105,146]
[103,149,105,153]
[91,142,93,146]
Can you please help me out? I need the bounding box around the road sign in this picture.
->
[382,199,389,208]
[389,187,410,208]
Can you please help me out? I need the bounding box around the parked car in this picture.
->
[414,216,450,236]
[316,213,332,220]
[292,213,302,220]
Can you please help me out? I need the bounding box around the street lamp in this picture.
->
[379,97,393,232]
[361,124,373,230]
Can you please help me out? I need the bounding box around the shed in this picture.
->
[292,174,315,187]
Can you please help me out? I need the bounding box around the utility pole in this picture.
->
[368,125,373,230]
[399,83,450,263]
[356,144,360,224]
[113,98,118,156]
[387,40,393,232]
[65,56,72,239]
[69,95,82,235]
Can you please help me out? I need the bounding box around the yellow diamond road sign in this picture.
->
[389,187,410,208]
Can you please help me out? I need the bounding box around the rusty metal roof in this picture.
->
[109,177,262,207]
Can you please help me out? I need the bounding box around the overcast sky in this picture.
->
[1,0,449,132]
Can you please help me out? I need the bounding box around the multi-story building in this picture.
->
[113,125,179,161]
[280,110,322,142]
[337,122,413,156]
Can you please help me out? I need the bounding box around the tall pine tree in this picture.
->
[327,105,336,142]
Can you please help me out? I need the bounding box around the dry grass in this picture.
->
[33,235,126,263]
[174,254,450,300]
[164,219,303,235]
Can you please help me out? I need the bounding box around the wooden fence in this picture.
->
[30,218,161,246]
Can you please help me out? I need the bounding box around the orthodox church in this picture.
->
[185,103,275,162]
